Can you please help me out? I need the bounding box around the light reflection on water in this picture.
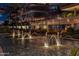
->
[12,38,79,56]
[5,32,79,56]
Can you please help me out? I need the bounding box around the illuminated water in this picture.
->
[0,33,79,56]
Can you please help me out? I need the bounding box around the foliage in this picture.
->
[67,27,75,35]
[70,48,79,56]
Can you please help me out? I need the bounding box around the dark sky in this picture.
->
[0,3,61,22]
[0,3,10,22]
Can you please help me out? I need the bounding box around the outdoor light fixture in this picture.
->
[22,26,26,29]
[18,26,21,29]
[26,26,29,29]
[43,25,47,29]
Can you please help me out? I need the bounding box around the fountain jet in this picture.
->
[56,32,62,46]
[50,32,62,47]
[44,42,49,48]
[20,33,32,45]
[21,35,25,45]
[17,30,21,38]
[12,31,15,38]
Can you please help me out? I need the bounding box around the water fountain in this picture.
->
[20,32,32,46]
[21,34,25,45]
[48,32,62,47]
[29,35,32,42]
[12,30,16,38]
[44,42,49,48]
[56,32,62,46]
[17,30,21,38]
[20,31,25,45]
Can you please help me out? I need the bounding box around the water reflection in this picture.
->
[10,29,79,56]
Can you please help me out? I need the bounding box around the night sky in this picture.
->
[0,3,60,23]
[0,3,10,22]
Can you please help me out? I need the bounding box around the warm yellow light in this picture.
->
[18,26,21,29]
[21,35,25,45]
[62,5,79,11]
[21,36,24,40]
[26,26,29,29]
[29,35,32,39]
[43,25,47,29]
[44,42,49,48]
[67,19,70,22]
[22,26,26,29]
[12,32,15,38]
